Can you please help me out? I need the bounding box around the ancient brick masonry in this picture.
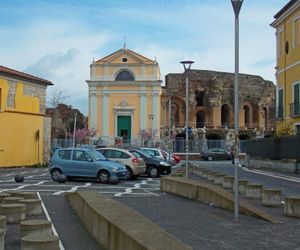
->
[161,69,276,144]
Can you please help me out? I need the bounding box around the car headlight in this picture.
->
[111,167,118,172]
[160,161,170,167]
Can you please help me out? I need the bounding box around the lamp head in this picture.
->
[180,61,194,72]
[231,0,243,17]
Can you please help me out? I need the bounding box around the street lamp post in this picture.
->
[148,114,154,146]
[168,95,172,162]
[180,60,194,179]
[72,112,77,148]
[231,0,243,221]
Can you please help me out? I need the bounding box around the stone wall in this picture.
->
[43,116,52,163]
[23,83,47,113]
[161,70,276,141]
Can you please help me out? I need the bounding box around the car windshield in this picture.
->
[131,149,151,158]
[89,149,107,161]
[131,151,141,158]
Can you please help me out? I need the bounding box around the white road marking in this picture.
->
[114,180,151,197]
[0,181,48,192]
[52,183,92,195]
[241,166,300,184]
[0,179,14,183]
[2,173,14,177]
[37,192,65,250]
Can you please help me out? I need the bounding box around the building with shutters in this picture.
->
[271,0,300,135]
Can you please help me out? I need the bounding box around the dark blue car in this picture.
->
[49,148,127,183]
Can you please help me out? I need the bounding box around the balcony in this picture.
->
[289,102,300,117]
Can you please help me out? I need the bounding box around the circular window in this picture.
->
[122,58,127,62]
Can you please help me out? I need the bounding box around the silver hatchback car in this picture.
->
[97,148,146,179]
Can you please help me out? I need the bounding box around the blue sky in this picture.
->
[0,0,287,114]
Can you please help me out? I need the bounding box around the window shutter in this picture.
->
[294,84,299,115]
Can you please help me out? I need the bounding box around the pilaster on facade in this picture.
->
[101,91,110,137]
[139,89,147,131]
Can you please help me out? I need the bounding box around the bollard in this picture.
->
[20,199,42,216]
[2,196,24,204]
[238,180,248,195]
[21,235,59,250]
[207,171,219,182]
[0,216,5,236]
[21,220,52,237]
[201,170,212,179]
[284,196,300,218]
[0,229,3,250]
[245,184,263,199]
[6,191,21,197]
[0,193,10,203]
[222,176,234,189]
[262,189,282,207]
[18,192,38,200]
[214,174,227,185]
[0,204,26,224]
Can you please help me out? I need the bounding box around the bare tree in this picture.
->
[47,88,69,108]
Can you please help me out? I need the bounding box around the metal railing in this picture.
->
[244,136,300,160]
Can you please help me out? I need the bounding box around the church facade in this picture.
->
[87,47,162,145]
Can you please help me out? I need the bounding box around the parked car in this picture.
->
[49,148,127,183]
[127,148,172,178]
[200,148,232,161]
[141,147,179,166]
[96,148,146,179]
[161,150,181,165]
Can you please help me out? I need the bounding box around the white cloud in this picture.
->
[0,0,286,114]
[0,19,115,114]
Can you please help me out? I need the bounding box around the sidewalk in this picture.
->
[114,191,300,250]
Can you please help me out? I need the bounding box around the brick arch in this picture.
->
[221,103,233,128]
[171,96,185,127]
[242,102,254,128]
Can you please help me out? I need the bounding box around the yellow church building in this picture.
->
[271,0,300,135]
[87,47,162,145]
[0,66,53,167]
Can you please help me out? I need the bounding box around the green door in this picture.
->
[117,116,131,142]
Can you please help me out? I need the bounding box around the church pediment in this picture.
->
[95,48,155,65]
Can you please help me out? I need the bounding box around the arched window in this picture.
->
[243,105,250,127]
[221,104,230,128]
[196,111,205,128]
[115,70,135,81]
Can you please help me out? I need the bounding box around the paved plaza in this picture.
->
[1,165,300,249]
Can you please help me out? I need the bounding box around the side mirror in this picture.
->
[87,157,93,162]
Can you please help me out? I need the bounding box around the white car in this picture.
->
[141,148,177,166]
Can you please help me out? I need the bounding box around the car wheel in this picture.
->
[51,169,62,181]
[126,166,134,180]
[148,166,158,178]
[98,170,110,184]
[207,155,213,161]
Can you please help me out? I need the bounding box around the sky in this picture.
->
[0,0,288,114]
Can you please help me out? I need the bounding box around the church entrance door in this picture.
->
[117,116,131,142]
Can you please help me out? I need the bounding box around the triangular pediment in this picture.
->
[95,48,155,65]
